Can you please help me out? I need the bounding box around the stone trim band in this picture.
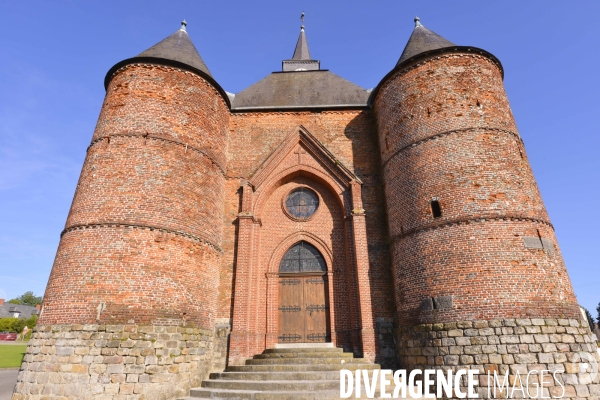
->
[392,214,554,242]
[88,133,226,175]
[61,222,223,252]
[382,126,522,169]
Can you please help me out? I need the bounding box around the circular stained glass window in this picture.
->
[285,187,319,219]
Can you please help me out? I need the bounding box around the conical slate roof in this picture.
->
[291,28,311,60]
[137,21,212,77]
[396,17,455,66]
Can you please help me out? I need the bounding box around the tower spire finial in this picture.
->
[301,11,305,30]
[180,20,187,32]
[414,16,421,27]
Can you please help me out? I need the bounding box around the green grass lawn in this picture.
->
[0,344,27,368]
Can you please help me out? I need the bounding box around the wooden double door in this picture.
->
[278,274,330,343]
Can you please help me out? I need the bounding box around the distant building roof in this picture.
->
[0,303,39,319]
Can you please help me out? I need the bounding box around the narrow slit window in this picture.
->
[431,200,442,218]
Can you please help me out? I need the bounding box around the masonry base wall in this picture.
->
[12,323,230,400]
[397,318,600,399]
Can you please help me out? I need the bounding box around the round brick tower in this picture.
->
[14,23,231,399]
[373,18,596,395]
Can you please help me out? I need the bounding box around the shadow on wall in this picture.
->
[345,111,398,368]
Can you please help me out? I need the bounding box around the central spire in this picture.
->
[282,12,320,72]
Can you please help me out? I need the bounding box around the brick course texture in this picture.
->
[373,52,580,324]
[13,36,594,400]
[41,65,229,328]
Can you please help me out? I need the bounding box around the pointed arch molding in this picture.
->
[246,125,363,219]
[267,231,335,275]
[250,125,361,190]
[228,125,376,365]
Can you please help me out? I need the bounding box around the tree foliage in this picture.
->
[8,291,42,306]
[0,315,37,334]
[0,318,22,333]
[25,314,38,331]
[584,308,595,329]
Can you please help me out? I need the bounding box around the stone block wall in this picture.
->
[12,323,230,400]
[397,318,600,399]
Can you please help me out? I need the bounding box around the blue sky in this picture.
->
[0,1,598,317]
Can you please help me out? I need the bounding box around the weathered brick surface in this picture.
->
[43,228,220,327]
[222,111,395,365]
[95,64,229,168]
[40,64,229,327]
[373,51,580,325]
[16,32,592,399]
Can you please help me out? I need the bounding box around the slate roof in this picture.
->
[369,18,503,105]
[234,24,368,109]
[396,17,455,66]
[136,23,212,77]
[232,71,370,109]
[291,28,311,60]
[0,303,39,319]
[104,22,231,108]
[283,27,320,72]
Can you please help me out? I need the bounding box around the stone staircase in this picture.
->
[179,343,386,399]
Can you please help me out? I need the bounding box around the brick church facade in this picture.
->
[13,17,599,399]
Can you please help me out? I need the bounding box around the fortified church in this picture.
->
[13,15,599,400]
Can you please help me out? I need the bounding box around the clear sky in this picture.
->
[0,1,598,317]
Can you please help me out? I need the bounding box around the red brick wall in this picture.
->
[220,111,394,324]
[40,64,229,327]
[373,53,580,326]
[223,110,395,362]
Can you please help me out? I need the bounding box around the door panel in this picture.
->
[278,275,329,343]
[278,278,303,342]
[304,276,329,342]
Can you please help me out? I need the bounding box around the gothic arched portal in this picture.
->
[278,241,330,343]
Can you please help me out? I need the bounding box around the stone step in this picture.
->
[183,388,426,399]
[245,357,368,365]
[263,346,343,353]
[201,379,339,391]
[183,347,396,399]
[210,370,378,381]
[253,351,353,359]
[274,343,335,349]
[182,388,352,399]
[226,363,380,373]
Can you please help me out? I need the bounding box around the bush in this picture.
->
[0,317,33,333]
[0,318,16,332]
